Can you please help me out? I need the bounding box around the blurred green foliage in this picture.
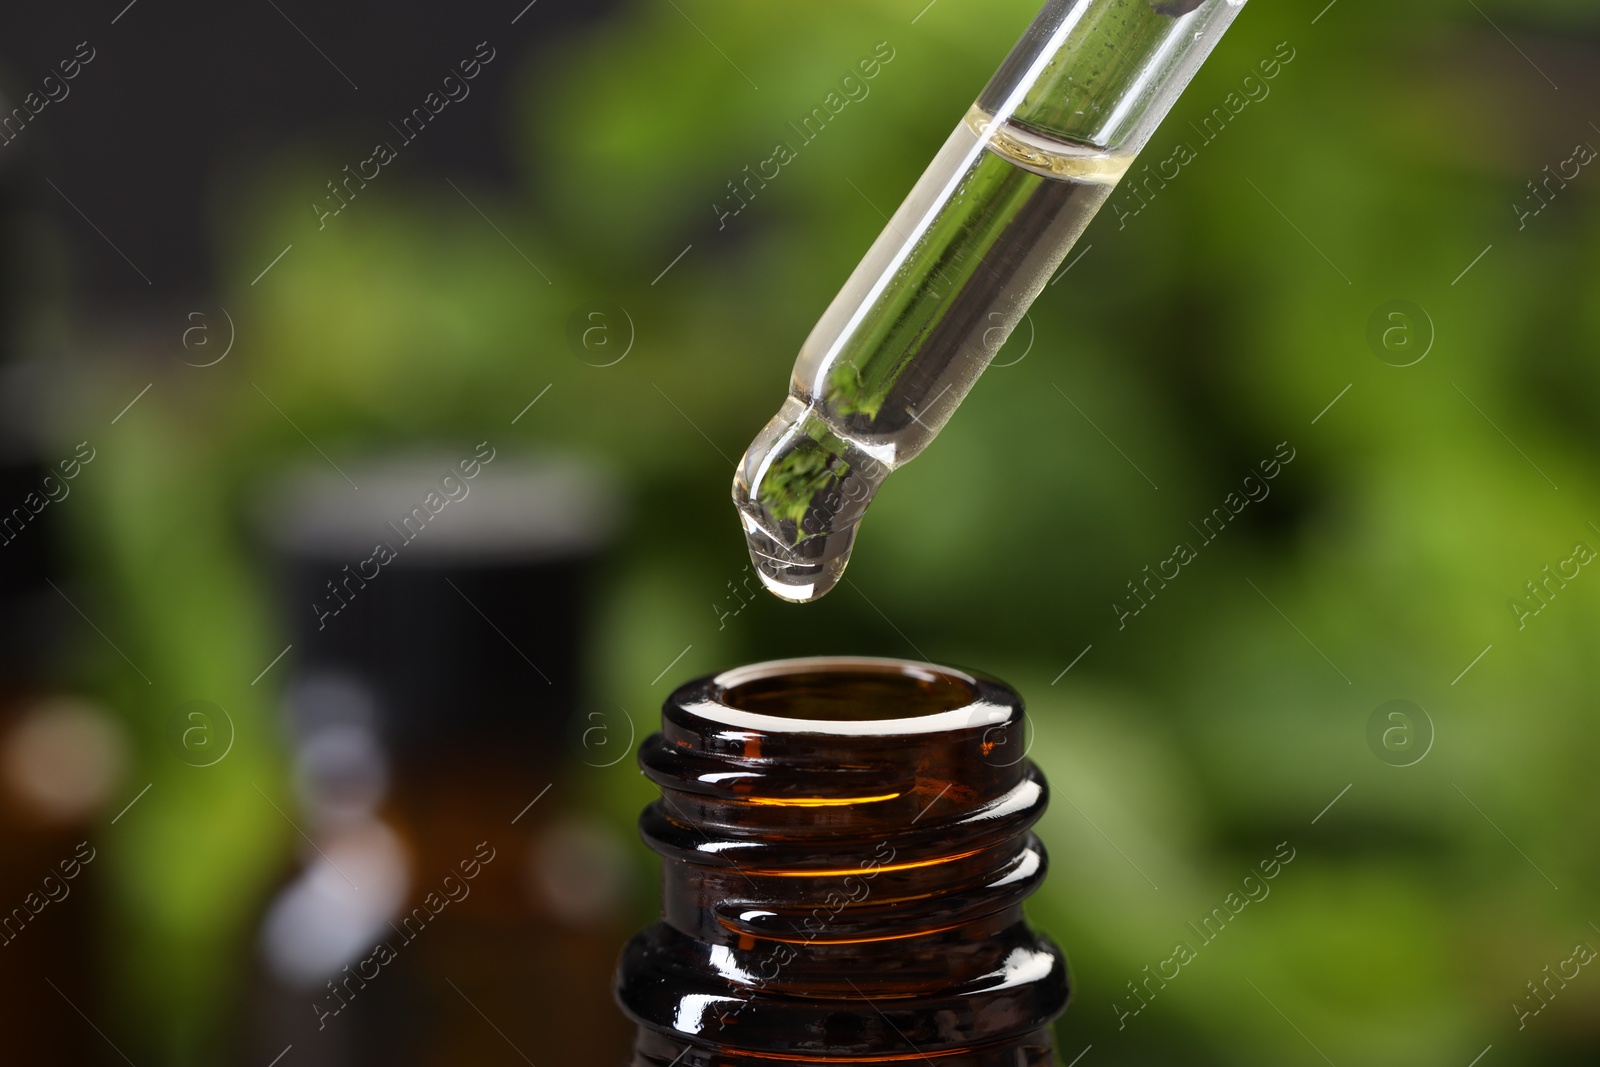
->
[64,0,1600,1062]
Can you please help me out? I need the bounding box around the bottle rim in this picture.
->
[672,655,1015,737]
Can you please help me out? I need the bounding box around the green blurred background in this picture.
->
[3,0,1599,1062]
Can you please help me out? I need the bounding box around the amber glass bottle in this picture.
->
[618,656,1069,1065]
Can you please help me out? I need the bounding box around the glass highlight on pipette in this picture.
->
[733,0,1247,603]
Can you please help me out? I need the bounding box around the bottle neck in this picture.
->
[618,657,1069,1066]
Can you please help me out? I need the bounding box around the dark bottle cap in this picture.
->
[0,380,70,684]
[257,452,620,762]
[0,454,62,682]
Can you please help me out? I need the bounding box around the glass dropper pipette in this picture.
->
[733,0,1247,603]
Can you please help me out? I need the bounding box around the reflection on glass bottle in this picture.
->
[248,455,635,1066]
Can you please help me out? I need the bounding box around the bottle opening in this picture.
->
[697,656,1000,735]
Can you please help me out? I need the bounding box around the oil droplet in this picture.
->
[732,397,887,604]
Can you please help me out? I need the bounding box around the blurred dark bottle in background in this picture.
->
[0,93,129,1063]
[248,454,636,1066]
[0,423,129,1064]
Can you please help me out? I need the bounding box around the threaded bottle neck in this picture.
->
[618,657,1069,1065]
